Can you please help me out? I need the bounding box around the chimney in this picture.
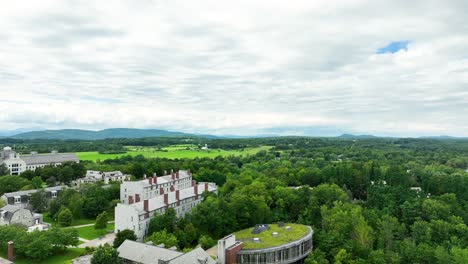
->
[205,183,209,193]
[153,172,157,177]
[192,180,196,187]
[154,176,158,185]
[144,199,149,212]
[129,196,134,205]
[164,193,168,206]
[164,170,167,175]
[159,188,164,195]
[144,174,147,179]
[135,194,140,203]
[171,169,174,174]
[171,173,175,181]
[7,241,13,262]
[148,177,153,185]
[194,185,199,197]
[188,169,191,175]
[176,171,179,179]
[176,190,180,206]
[170,185,175,192]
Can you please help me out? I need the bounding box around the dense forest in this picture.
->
[1,137,468,263]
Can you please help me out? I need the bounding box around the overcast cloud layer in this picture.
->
[1,0,468,137]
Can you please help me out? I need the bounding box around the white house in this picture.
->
[1,146,79,175]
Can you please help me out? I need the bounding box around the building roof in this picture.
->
[0,205,23,222]
[0,257,13,264]
[126,170,192,188]
[2,186,66,198]
[117,240,215,264]
[20,153,79,165]
[232,223,312,250]
[124,183,217,215]
[118,240,183,263]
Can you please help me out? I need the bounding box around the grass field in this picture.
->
[0,248,86,264]
[74,223,115,240]
[43,214,97,227]
[233,223,310,250]
[77,145,272,161]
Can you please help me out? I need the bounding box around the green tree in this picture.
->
[145,229,178,248]
[148,208,177,235]
[198,235,216,250]
[29,189,48,212]
[95,211,108,235]
[91,244,122,264]
[31,176,43,189]
[0,164,9,176]
[20,170,36,180]
[0,176,30,194]
[113,229,137,248]
[59,166,74,183]
[83,185,110,218]
[58,207,73,227]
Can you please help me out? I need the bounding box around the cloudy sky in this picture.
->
[1,0,467,137]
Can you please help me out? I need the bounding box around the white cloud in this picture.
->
[0,0,467,136]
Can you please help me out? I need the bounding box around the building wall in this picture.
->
[2,158,27,175]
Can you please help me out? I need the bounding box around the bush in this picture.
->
[58,207,73,227]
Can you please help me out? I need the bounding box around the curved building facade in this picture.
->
[218,224,313,264]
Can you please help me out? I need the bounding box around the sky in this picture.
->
[0,0,468,137]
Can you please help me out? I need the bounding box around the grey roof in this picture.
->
[21,153,79,165]
[118,240,183,263]
[0,257,13,264]
[2,186,66,198]
[168,247,216,264]
[0,205,22,222]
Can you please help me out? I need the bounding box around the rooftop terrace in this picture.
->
[233,223,311,250]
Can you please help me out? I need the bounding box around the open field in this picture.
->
[77,145,272,161]
[0,248,86,264]
[43,214,97,227]
[74,223,115,240]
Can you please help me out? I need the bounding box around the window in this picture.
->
[14,196,21,204]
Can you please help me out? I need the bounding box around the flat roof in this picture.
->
[233,223,311,250]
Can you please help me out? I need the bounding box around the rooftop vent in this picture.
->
[253,238,260,243]
[272,232,278,237]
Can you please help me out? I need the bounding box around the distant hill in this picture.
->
[10,128,218,140]
[419,135,468,140]
[337,134,378,139]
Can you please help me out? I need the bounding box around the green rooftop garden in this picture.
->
[233,223,310,250]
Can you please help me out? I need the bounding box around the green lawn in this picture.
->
[43,214,97,227]
[77,145,272,161]
[233,223,310,250]
[74,223,115,240]
[0,248,87,264]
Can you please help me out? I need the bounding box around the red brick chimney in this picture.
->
[170,185,175,192]
[135,194,140,203]
[192,180,196,187]
[128,195,134,204]
[159,187,164,195]
[171,172,175,180]
[7,241,13,262]
[143,199,149,212]
[176,190,180,206]
[204,183,209,192]
[164,193,168,206]
[194,185,198,197]
[148,177,153,185]
[176,171,179,179]
[154,176,158,185]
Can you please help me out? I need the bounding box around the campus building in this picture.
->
[0,146,79,175]
[0,204,48,232]
[1,186,66,209]
[115,170,217,241]
[218,223,313,264]
[117,240,216,264]
[72,170,129,187]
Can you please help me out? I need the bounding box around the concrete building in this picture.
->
[72,170,129,187]
[117,240,216,264]
[0,146,79,175]
[218,224,313,264]
[115,170,217,241]
[1,186,66,209]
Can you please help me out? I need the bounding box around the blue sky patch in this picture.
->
[377,41,410,54]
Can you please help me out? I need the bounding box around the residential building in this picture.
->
[0,205,44,227]
[1,186,66,209]
[117,240,216,264]
[72,170,129,187]
[120,170,193,204]
[115,170,217,241]
[1,146,79,175]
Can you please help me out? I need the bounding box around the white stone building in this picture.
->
[1,186,66,209]
[72,170,129,187]
[115,170,217,241]
[0,146,79,175]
